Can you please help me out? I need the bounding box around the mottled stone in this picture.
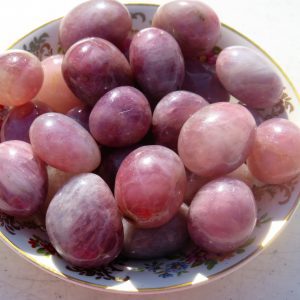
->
[115,145,187,228]
[152,0,220,58]
[29,113,101,173]
[178,102,256,178]
[89,86,152,147]
[188,177,257,253]
[0,141,47,217]
[46,173,123,268]
[247,118,300,184]
[62,38,133,106]
[152,90,208,151]
[216,46,283,108]
[42,166,75,215]
[129,27,184,103]
[35,55,81,113]
[59,0,132,50]
[0,50,43,106]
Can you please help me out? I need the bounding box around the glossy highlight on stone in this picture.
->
[35,55,82,113]
[62,37,133,106]
[129,27,184,103]
[29,113,101,173]
[89,86,152,147]
[247,118,300,184]
[178,102,256,178]
[216,46,283,108]
[59,0,132,50]
[46,173,123,268]
[152,90,208,151]
[0,50,43,106]
[188,177,257,253]
[152,0,221,59]
[115,145,187,228]
[0,141,47,217]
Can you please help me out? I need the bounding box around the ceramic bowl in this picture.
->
[1,2,300,295]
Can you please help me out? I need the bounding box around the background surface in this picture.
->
[0,0,300,299]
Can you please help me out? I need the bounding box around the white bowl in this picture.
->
[1,2,300,295]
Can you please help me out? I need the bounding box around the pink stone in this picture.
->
[152,0,221,59]
[46,173,123,267]
[247,118,300,184]
[29,112,101,173]
[123,205,189,259]
[89,86,152,147]
[59,0,132,50]
[188,177,257,253]
[216,46,283,108]
[152,90,208,151]
[115,145,187,228]
[178,102,256,178]
[0,50,43,106]
[0,141,47,217]
[35,55,82,113]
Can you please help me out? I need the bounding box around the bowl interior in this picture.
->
[1,3,300,294]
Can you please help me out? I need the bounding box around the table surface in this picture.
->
[1,0,300,299]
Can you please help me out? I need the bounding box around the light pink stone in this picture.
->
[152,0,221,59]
[35,55,82,113]
[115,145,187,228]
[216,46,283,108]
[0,141,47,217]
[152,90,208,151]
[188,177,257,253]
[46,173,123,267]
[29,112,101,173]
[178,102,256,178]
[247,118,300,184]
[0,50,43,106]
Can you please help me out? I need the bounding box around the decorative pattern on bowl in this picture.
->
[0,3,299,294]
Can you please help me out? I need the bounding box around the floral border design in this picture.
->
[28,234,56,255]
[137,238,255,278]
[24,229,256,280]
[253,176,299,205]
[256,212,272,228]
[66,261,130,282]
[258,91,294,119]
[23,32,53,60]
[27,234,130,282]
[0,213,41,235]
